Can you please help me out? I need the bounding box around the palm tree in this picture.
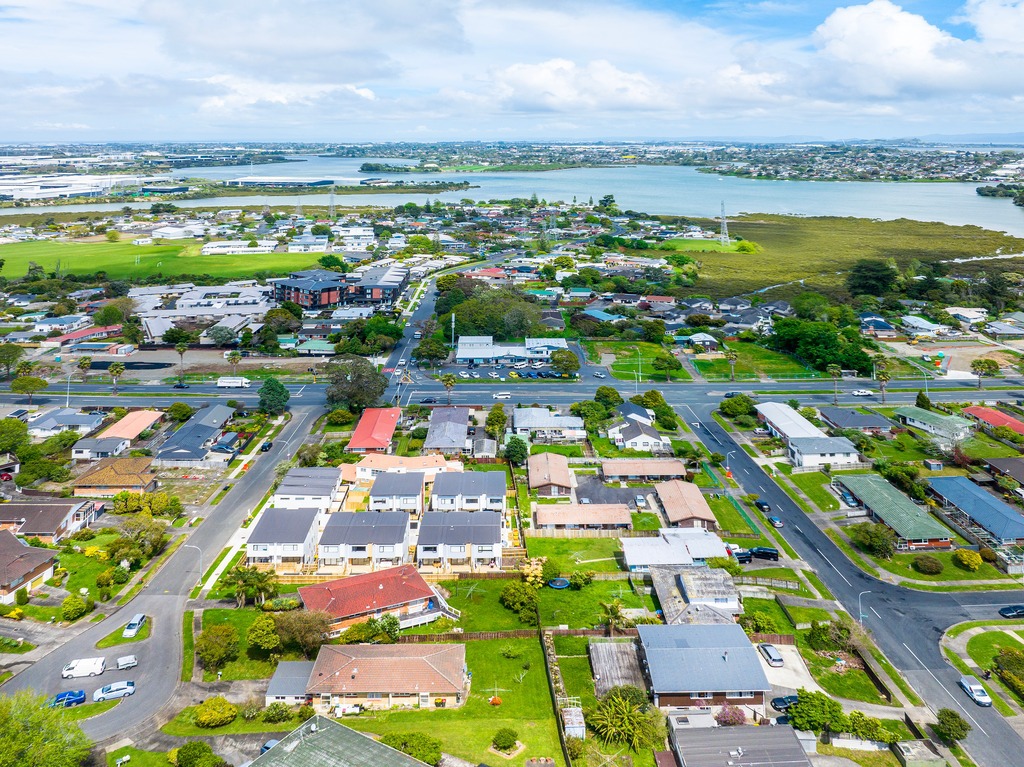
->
[108,361,126,395]
[440,373,457,406]
[76,356,92,382]
[826,364,842,405]
[227,566,257,608]
[724,350,738,382]
[876,368,892,403]
[872,354,887,380]
[600,599,628,637]
[226,351,242,376]
[175,342,189,386]
[250,569,279,606]
[14,360,34,378]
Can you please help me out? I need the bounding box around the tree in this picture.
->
[175,342,189,386]
[259,378,290,415]
[226,351,242,376]
[167,402,195,422]
[715,703,746,726]
[324,356,388,412]
[246,614,281,653]
[550,349,580,377]
[275,610,331,658]
[0,343,25,379]
[440,373,458,406]
[492,728,519,751]
[971,357,1000,389]
[0,418,28,454]
[435,273,458,292]
[719,394,756,418]
[0,689,92,767]
[724,350,738,382]
[93,304,125,327]
[486,403,507,439]
[10,376,47,405]
[953,548,982,572]
[934,708,971,744]
[162,327,193,345]
[281,300,304,320]
[107,361,126,395]
[226,565,279,608]
[876,370,891,404]
[196,624,239,670]
[76,356,92,382]
[846,260,898,296]
[849,521,897,559]
[505,435,528,466]
[207,326,237,347]
[916,390,932,410]
[381,733,442,766]
[594,385,623,409]
[651,352,682,381]
[414,338,449,368]
[788,689,849,733]
[600,600,629,637]
[826,363,842,405]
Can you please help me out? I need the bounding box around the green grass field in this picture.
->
[789,472,839,511]
[200,609,303,681]
[538,580,653,628]
[524,537,624,574]
[0,239,322,279]
[966,630,1024,673]
[583,341,692,382]
[407,580,532,634]
[529,444,584,457]
[692,343,816,380]
[106,747,170,767]
[868,550,1009,583]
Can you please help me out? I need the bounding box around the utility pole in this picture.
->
[719,201,729,247]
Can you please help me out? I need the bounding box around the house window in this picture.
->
[352,546,367,553]
[378,545,393,553]
[285,545,299,552]
[689,692,712,699]
[727,691,755,699]
[367,693,382,700]
[422,546,437,554]
[477,546,493,553]
[450,545,466,553]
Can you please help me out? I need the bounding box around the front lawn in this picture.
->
[163,708,305,737]
[530,444,584,457]
[96,618,151,649]
[632,512,661,530]
[963,433,1022,460]
[873,434,932,463]
[200,609,304,681]
[707,495,757,536]
[868,551,1009,583]
[107,748,171,767]
[525,537,623,574]
[789,472,839,511]
[347,639,562,767]
[966,630,1024,672]
[588,434,652,459]
[55,531,127,600]
[537,580,653,629]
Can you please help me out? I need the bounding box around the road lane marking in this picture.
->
[870,606,882,619]
[793,525,802,533]
[814,547,853,586]
[902,643,987,736]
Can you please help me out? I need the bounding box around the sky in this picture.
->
[1,0,1023,142]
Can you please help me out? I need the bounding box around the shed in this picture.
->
[561,707,586,739]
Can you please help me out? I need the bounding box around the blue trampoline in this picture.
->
[548,578,570,589]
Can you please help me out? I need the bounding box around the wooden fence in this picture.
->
[525,528,659,539]
[397,626,640,643]
[748,633,796,646]
[735,576,803,591]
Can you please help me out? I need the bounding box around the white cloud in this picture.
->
[492,59,667,112]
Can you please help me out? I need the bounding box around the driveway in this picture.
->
[574,475,645,506]
[758,644,824,695]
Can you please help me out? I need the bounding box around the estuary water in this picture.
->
[3,155,1023,237]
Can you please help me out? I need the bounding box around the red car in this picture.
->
[0,473,12,482]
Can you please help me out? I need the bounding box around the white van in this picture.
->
[493,392,512,400]
[512,362,529,370]
[62,657,106,679]
[122,613,147,639]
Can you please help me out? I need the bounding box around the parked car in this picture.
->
[62,657,106,679]
[0,473,12,482]
[771,695,799,712]
[122,614,147,639]
[958,675,993,706]
[767,516,784,528]
[93,681,135,702]
[750,547,780,561]
[593,371,607,378]
[635,495,647,508]
[508,371,520,379]
[458,371,470,379]
[116,655,138,671]
[724,391,743,398]
[470,371,481,379]
[758,643,785,667]
[732,549,752,564]
[754,499,771,513]
[851,389,873,397]
[260,441,273,452]
[488,372,500,379]
[46,690,86,708]
[999,605,1024,619]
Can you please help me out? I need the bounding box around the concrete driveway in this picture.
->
[757,643,824,695]
[574,475,645,506]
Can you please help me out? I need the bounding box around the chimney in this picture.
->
[723,650,728,662]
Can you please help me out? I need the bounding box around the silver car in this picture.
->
[93,680,135,702]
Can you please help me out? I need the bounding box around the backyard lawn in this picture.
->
[200,609,304,682]
[707,495,756,535]
[530,444,584,457]
[525,537,624,573]
[54,531,130,601]
[789,472,839,511]
[691,343,816,381]
[631,512,661,530]
[537,580,654,629]
[964,433,1022,460]
[409,580,532,634]
[347,639,563,767]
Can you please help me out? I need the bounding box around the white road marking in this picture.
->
[902,643,987,736]
[793,525,802,533]
[814,547,853,587]
[870,606,882,619]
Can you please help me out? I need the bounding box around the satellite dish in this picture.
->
[310,723,317,732]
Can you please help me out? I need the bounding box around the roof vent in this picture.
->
[723,650,728,662]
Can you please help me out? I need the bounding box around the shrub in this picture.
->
[261,597,300,612]
[568,570,594,590]
[112,565,130,584]
[500,643,523,660]
[262,702,293,723]
[715,703,746,726]
[70,528,96,541]
[167,747,179,765]
[739,611,780,635]
[176,742,215,767]
[913,554,944,575]
[326,408,355,425]
[980,547,998,563]
[99,588,111,602]
[934,708,971,743]
[193,696,237,728]
[492,728,519,752]
[565,737,585,761]
[381,733,443,766]
[298,704,315,721]
[709,556,742,576]
[953,549,982,572]
[61,594,87,622]
[240,697,263,721]
[604,685,649,712]
[14,588,28,606]
[96,569,114,589]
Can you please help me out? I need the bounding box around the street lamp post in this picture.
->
[858,590,872,627]
[183,544,204,588]
[632,346,641,394]
[65,371,74,408]
[923,371,929,396]
[726,451,736,472]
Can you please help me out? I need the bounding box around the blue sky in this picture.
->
[1,0,1023,142]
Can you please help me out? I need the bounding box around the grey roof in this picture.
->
[638,624,771,694]
[620,420,664,443]
[431,471,506,498]
[266,661,316,698]
[320,512,409,546]
[617,401,653,422]
[513,407,585,430]
[423,407,470,451]
[788,436,858,454]
[818,407,892,431]
[417,511,502,545]
[670,725,812,767]
[31,408,103,432]
[156,404,234,461]
[248,507,320,545]
[369,472,424,498]
[73,437,126,453]
[251,715,429,767]
[928,476,1024,541]
[277,467,339,496]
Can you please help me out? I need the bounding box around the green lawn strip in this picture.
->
[741,444,757,457]
[538,580,653,629]
[774,476,816,514]
[96,618,151,649]
[106,747,168,767]
[739,567,812,597]
[711,413,735,432]
[789,472,839,511]
[707,495,755,535]
[525,537,624,574]
[205,550,248,599]
[631,512,661,530]
[803,570,835,600]
[191,546,232,598]
[529,444,583,457]
[559,655,599,710]
[786,606,835,625]
[0,638,34,654]
[163,709,305,737]
[60,699,120,721]
[866,646,924,707]
[877,718,916,741]
[749,505,799,559]
[825,530,880,576]
[0,671,12,686]
[947,619,1024,639]
[963,433,1021,460]
[743,597,794,632]
[868,551,1009,583]
[406,580,533,635]
[943,647,1015,716]
[181,610,194,683]
[346,639,562,767]
[815,743,901,767]
[211,485,232,506]
[598,341,692,383]
[874,433,933,463]
[691,343,816,380]
[948,743,978,767]
[965,631,1024,708]
[201,608,304,682]
[20,603,62,622]
[552,635,590,656]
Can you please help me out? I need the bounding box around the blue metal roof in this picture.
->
[638,624,771,695]
[928,476,1024,541]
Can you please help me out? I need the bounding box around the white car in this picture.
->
[488,372,500,379]
[470,371,481,379]
[593,372,607,378]
[851,389,873,397]
[93,681,135,702]
[493,392,512,400]
[458,371,470,379]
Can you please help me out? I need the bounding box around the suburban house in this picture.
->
[0,530,57,604]
[71,457,158,497]
[346,407,402,454]
[511,408,586,442]
[272,467,343,512]
[788,436,861,469]
[368,472,425,514]
[298,565,457,634]
[838,475,952,550]
[71,436,130,461]
[27,408,104,439]
[621,528,728,572]
[818,407,893,436]
[616,401,655,426]
[755,402,825,443]
[264,661,316,707]
[602,459,687,482]
[250,716,434,767]
[422,408,471,455]
[987,458,1024,486]
[649,565,741,625]
[606,420,672,453]
[317,512,412,572]
[638,623,772,712]
[454,335,569,364]
[528,452,573,497]
[894,406,973,448]
[962,406,1024,436]
[928,476,1024,546]
[339,454,456,485]
[246,508,324,573]
[668,726,813,767]
[430,472,506,513]
[307,644,467,711]
[416,511,503,570]
[535,503,632,530]
[154,404,234,466]
[0,500,100,544]
[654,480,717,530]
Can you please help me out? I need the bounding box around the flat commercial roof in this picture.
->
[755,402,825,440]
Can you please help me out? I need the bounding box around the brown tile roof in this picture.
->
[298,564,434,619]
[528,451,572,490]
[307,644,465,696]
[655,480,716,526]
[602,458,687,478]
[0,529,56,588]
[72,457,156,489]
[98,410,163,440]
[535,504,632,527]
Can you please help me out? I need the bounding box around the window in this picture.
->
[352,546,367,553]
[689,692,712,699]
[727,691,756,699]
[422,546,437,554]
[378,545,393,553]
[367,693,382,700]
[285,544,299,552]
[450,545,466,553]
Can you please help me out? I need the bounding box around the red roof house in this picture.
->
[50,325,123,346]
[963,406,1024,436]
[345,407,401,453]
[298,564,457,633]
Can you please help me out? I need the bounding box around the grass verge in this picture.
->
[181,610,194,683]
[96,618,151,649]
